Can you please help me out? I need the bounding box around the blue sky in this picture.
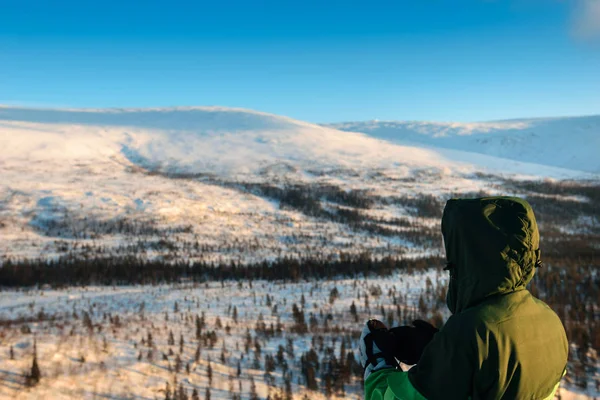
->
[1,0,599,123]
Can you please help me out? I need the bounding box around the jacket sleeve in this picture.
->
[407,316,474,400]
[364,369,428,400]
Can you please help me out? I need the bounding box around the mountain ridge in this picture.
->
[325,114,600,173]
[2,105,598,176]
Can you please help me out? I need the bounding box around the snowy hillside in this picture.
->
[1,106,599,400]
[1,106,596,178]
[0,105,467,176]
[327,115,600,174]
[0,105,598,262]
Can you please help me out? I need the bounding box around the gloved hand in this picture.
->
[358,319,399,380]
[389,320,439,365]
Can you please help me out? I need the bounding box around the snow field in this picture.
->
[0,270,444,399]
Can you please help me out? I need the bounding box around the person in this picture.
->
[359,197,569,400]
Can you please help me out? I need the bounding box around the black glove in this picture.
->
[358,319,399,379]
[389,320,439,365]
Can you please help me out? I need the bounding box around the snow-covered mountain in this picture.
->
[4,105,592,178]
[2,106,597,178]
[327,116,600,174]
[0,105,598,263]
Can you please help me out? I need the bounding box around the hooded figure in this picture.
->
[361,197,568,400]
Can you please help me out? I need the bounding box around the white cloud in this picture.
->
[572,0,600,39]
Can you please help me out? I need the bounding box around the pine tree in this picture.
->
[195,314,202,339]
[244,329,252,354]
[175,354,182,373]
[9,346,14,360]
[255,313,266,333]
[284,372,293,400]
[304,363,317,390]
[207,359,213,385]
[83,311,93,332]
[350,301,358,322]
[194,345,201,362]
[205,388,211,400]
[250,377,259,400]
[329,287,339,304]
[339,339,347,371]
[178,383,187,400]
[191,388,199,400]
[291,304,307,334]
[264,354,276,374]
[168,330,175,346]
[324,374,333,398]
[286,337,294,358]
[164,382,171,400]
[277,345,286,366]
[418,294,428,314]
[29,355,42,386]
[27,339,41,386]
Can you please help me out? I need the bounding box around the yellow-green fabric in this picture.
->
[365,198,569,400]
[407,290,568,399]
[541,372,566,400]
[442,197,541,315]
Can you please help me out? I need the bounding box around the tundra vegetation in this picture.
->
[0,179,598,399]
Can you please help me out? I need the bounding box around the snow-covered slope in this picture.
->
[2,106,594,178]
[0,105,597,262]
[1,105,449,175]
[327,116,600,174]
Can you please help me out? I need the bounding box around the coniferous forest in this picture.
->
[0,178,598,398]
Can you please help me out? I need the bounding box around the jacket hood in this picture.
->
[442,197,541,314]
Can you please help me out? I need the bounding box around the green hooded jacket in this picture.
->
[365,197,569,400]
